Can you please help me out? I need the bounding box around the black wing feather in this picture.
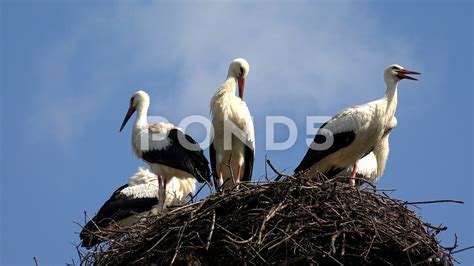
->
[209,142,219,190]
[142,129,211,183]
[294,122,356,174]
[80,184,158,248]
[241,144,254,182]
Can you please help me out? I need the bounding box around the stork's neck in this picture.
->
[134,104,149,128]
[383,79,398,119]
[219,76,237,95]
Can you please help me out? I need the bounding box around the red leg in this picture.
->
[236,165,242,184]
[158,175,167,211]
[163,178,167,207]
[157,175,163,196]
[218,163,224,190]
[349,163,357,187]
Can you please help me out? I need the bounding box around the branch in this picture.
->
[266,159,292,181]
[423,223,447,231]
[451,245,474,255]
[405,200,464,205]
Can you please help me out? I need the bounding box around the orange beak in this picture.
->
[397,69,421,80]
[238,78,245,99]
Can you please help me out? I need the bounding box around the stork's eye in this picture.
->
[239,66,244,76]
[392,66,399,70]
[130,97,134,105]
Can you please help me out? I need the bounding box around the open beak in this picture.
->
[397,69,421,81]
[238,78,245,99]
[119,106,136,132]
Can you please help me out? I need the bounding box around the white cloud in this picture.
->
[30,2,418,145]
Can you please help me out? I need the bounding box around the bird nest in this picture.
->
[77,170,458,265]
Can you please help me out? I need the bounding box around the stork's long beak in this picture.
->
[397,69,421,80]
[238,78,245,99]
[119,106,136,132]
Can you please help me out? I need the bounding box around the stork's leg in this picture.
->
[157,175,163,210]
[349,163,357,187]
[158,175,166,211]
[236,165,242,189]
[218,163,224,191]
[162,178,167,209]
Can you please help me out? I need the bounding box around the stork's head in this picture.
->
[384,64,420,85]
[227,58,250,99]
[119,90,150,132]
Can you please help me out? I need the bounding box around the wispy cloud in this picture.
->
[30,2,417,145]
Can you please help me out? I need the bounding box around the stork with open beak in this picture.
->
[120,90,211,209]
[80,167,196,248]
[210,58,255,190]
[295,65,420,186]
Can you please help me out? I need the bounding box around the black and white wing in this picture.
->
[141,125,211,183]
[80,184,158,248]
[294,104,375,174]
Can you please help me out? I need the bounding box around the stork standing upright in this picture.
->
[80,167,196,248]
[295,65,420,185]
[119,90,211,209]
[341,116,397,183]
[210,58,255,190]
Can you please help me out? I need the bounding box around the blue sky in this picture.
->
[1,1,473,265]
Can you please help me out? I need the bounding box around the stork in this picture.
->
[294,64,420,186]
[340,116,397,183]
[210,58,255,190]
[119,90,211,209]
[80,167,196,248]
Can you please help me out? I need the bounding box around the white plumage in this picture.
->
[295,65,419,186]
[210,58,255,190]
[122,167,196,206]
[130,122,174,158]
[342,116,397,182]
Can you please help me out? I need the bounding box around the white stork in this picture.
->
[210,58,255,190]
[80,167,195,248]
[340,116,397,183]
[119,90,210,209]
[295,64,420,186]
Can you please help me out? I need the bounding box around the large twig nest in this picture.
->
[78,172,454,265]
